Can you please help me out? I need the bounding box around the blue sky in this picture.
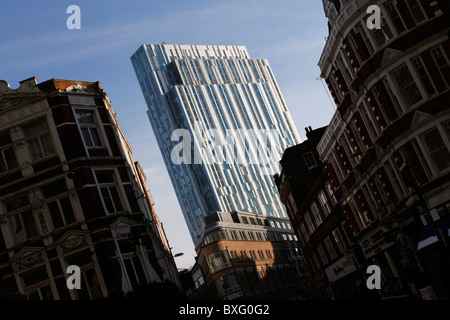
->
[0,0,335,269]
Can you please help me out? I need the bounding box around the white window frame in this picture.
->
[93,168,128,215]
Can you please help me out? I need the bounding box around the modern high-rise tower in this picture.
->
[131,44,301,242]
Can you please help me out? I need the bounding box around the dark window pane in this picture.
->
[40,135,54,157]
[60,197,76,224]
[22,267,48,287]
[41,179,67,198]
[101,188,115,213]
[124,259,139,289]
[89,128,102,147]
[23,119,48,138]
[22,210,38,238]
[5,195,29,212]
[76,112,95,124]
[40,285,54,300]
[48,201,64,229]
[81,128,93,146]
[422,129,450,172]
[67,251,92,266]
[4,148,18,170]
[0,133,12,147]
[13,214,23,234]
[28,138,44,161]
[95,171,114,183]
[109,187,123,212]
[0,153,7,173]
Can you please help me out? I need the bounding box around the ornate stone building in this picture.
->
[0,77,182,299]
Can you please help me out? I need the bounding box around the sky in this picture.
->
[0,0,335,270]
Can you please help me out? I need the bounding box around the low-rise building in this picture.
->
[0,77,182,299]
[194,210,305,300]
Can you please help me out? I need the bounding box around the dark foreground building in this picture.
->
[0,77,182,299]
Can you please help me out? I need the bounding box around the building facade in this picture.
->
[275,126,368,299]
[317,0,450,299]
[193,211,305,300]
[131,44,301,242]
[0,77,182,300]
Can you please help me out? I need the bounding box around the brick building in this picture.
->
[275,126,364,299]
[0,77,182,299]
[193,211,305,300]
[316,0,450,299]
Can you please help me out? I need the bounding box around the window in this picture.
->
[22,119,54,161]
[215,274,239,296]
[318,191,332,216]
[288,193,298,213]
[443,120,450,141]
[359,24,375,54]
[420,128,450,172]
[48,197,76,229]
[372,16,394,47]
[76,111,102,148]
[411,56,436,96]
[410,140,433,178]
[304,212,315,234]
[0,132,19,173]
[67,252,102,299]
[206,250,230,273]
[95,170,124,214]
[317,244,328,265]
[385,2,405,34]
[431,47,450,87]
[229,250,239,261]
[310,205,322,227]
[300,223,309,242]
[326,183,337,205]
[12,210,39,243]
[303,151,317,169]
[324,237,338,260]
[382,77,403,116]
[339,53,353,83]
[21,267,53,300]
[332,228,348,253]
[257,249,265,260]
[390,64,423,107]
[406,0,425,24]
[5,195,39,244]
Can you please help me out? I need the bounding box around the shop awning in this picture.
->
[417,215,449,250]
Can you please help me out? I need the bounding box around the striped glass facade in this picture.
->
[131,44,301,242]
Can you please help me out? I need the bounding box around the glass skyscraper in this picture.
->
[131,44,301,242]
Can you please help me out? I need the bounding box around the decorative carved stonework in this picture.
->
[13,252,44,271]
[31,199,48,234]
[37,211,48,234]
[61,235,88,253]
[31,199,45,212]
[114,229,131,239]
[13,140,25,149]
[65,83,97,95]
[0,96,43,113]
